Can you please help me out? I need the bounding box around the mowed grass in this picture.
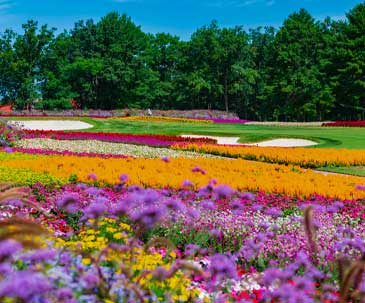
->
[317,166,365,177]
[79,118,365,149]
[6,117,365,149]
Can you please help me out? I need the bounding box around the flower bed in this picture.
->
[173,143,365,168]
[22,130,217,146]
[0,179,363,302]
[119,116,214,124]
[14,139,221,159]
[322,121,365,127]
[1,151,365,199]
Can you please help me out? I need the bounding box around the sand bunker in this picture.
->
[181,134,318,147]
[8,120,93,131]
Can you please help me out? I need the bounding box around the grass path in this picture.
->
[317,166,365,177]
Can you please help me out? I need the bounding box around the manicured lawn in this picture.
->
[317,165,365,177]
[81,118,365,149]
[7,116,365,149]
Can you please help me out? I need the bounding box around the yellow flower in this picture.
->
[82,258,92,265]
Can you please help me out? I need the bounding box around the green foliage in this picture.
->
[34,98,72,110]
[1,3,365,120]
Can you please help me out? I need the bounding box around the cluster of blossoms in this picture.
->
[1,175,365,302]
[21,130,217,147]
[172,143,365,168]
[2,152,365,199]
[322,121,365,127]
[13,138,222,159]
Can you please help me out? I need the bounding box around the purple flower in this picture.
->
[265,207,283,218]
[0,272,52,300]
[241,192,255,200]
[82,272,100,289]
[214,184,234,198]
[160,156,170,163]
[200,200,217,210]
[56,193,80,213]
[130,205,166,228]
[0,240,22,261]
[111,202,129,216]
[21,248,57,263]
[356,184,365,190]
[82,201,108,220]
[3,147,12,153]
[230,200,244,214]
[119,174,129,183]
[56,288,75,301]
[165,198,186,212]
[209,253,238,280]
[182,179,194,187]
[191,166,206,175]
[184,244,201,256]
[87,173,97,180]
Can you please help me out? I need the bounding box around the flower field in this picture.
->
[173,143,365,168]
[2,120,365,303]
[322,121,365,127]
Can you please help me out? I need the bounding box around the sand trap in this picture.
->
[181,134,318,147]
[245,138,318,147]
[8,120,93,131]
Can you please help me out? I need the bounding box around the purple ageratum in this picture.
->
[182,179,194,187]
[20,248,57,263]
[87,173,97,181]
[82,201,108,220]
[209,253,238,280]
[0,271,52,300]
[241,192,255,200]
[165,198,186,212]
[56,288,75,302]
[160,156,170,163]
[3,146,12,153]
[230,200,244,214]
[214,184,234,199]
[191,166,206,175]
[119,174,129,183]
[0,239,22,261]
[200,200,217,210]
[82,272,100,289]
[355,184,365,190]
[130,205,166,229]
[264,207,283,218]
[56,192,80,213]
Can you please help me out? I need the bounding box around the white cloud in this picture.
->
[0,0,13,12]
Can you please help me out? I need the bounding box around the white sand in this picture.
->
[181,134,318,147]
[245,138,318,147]
[8,120,93,131]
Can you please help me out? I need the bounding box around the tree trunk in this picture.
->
[224,72,229,112]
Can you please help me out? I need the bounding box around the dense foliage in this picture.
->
[0,3,365,121]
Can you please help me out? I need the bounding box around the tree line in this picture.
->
[0,2,364,121]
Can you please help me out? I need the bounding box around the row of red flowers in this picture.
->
[21,130,217,146]
[322,121,365,127]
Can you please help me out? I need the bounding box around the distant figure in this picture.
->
[147,108,153,116]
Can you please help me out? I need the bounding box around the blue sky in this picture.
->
[0,0,363,39]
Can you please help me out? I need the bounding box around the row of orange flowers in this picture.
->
[1,152,364,199]
[172,143,365,168]
[118,116,213,124]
